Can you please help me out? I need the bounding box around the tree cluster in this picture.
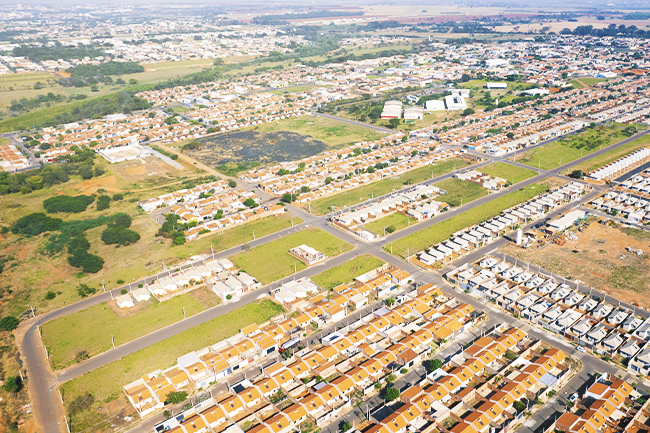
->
[43,195,95,214]
[157,213,187,245]
[101,215,140,246]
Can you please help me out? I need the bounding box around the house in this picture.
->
[132,287,151,302]
[289,245,325,265]
[116,294,135,309]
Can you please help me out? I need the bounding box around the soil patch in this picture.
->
[75,175,119,194]
[502,220,650,308]
[186,130,328,168]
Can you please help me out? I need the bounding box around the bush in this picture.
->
[68,251,104,273]
[68,235,90,253]
[423,358,443,373]
[96,195,111,211]
[43,195,95,213]
[45,291,56,300]
[101,226,141,246]
[68,392,94,416]
[165,391,188,405]
[400,368,408,374]
[117,279,125,284]
[228,180,236,188]
[1,376,22,393]
[112,213,132,228]
[385,373,396,383]
[513,400,526,412]
[384,387,400,401]
[77,284,97,298]
[173,235,186,245]
[12,213,62,236]
[112,193,124,201]
[121,288,127,295]
[0,316,19,332]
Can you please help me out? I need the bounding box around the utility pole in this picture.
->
[111,335,115,349]
[183,306,186,319]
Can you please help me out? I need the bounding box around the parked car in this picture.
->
[576,346,586,353]
[569,393,579,403]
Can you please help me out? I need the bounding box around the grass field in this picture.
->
[0,137,11,145]
[0,168,299,318]
[363,213,416,236]
[571,78,608,89]
[515,126,631,170]
[386,181,551,258]
[60,300,284,431]
[241,116,385,148]
[308,158,472,215]
[312,255,385,290]
[566,132,650,175]
[480,162,537,185]
[433,178,487,207]
[230,228,352,285]
[42,294,205,370]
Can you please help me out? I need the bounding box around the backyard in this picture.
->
[308,157,473,215]
[514,125,633,170]
[311,255,385,290]
[230,228,352,285]
[386,180,553,258]
[60,300,285,433]
[433,178,487,207]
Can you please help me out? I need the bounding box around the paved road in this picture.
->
[22,128,650,433]
[0,132,41,171]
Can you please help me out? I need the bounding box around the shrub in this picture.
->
[340,421,352,432]
[0,316,19,332]
[45,291,56,300]
[138,283,143,288]
[400,368,408,374]
[226,294,232,300]
[12,213,62,236]
[384,387,400,401]
[117,279,125,284]
[228,180,237,188]
[513,400,526,412]
[68,251,104,273]
[77,284,97,298]
[43,195,95,213]
[68,392,94,415]
[1,376,22,393]
[68,235,90,253]
[101,226,140,246]
[423,358,442,373]
[112,193,124,201]
[75,350,89,362]
[121,288,127,295]
[165,391,188,405]
[173,235,186,245]
[385,373,396,383]
[96,195,111,211]
[111,213,132,228]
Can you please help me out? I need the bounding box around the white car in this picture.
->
[576,346,586,353]
[569,393,579,403]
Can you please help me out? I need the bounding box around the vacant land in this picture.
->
[387,181,551,258]
[0,137,11,146]
[480,162,537,185]
[312,255,385,290]
[566,132,650,175]
[515,126,630,170]
[571,78,608,89]
[363,213,416,236]
[433,178,487,207]
[231,228,352,285]
[60,300,284,432]
[242,116,386,148]
[309,158,472,215]
[42,294,207,370]
[503,221,650,308]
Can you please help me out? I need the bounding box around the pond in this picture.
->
[185,130,328,174]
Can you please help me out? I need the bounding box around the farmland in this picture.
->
[386,181,552,258]
[311,255,385,290]
[230,228,352,285]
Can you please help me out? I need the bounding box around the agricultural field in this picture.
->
[308,157,473,215]
[230,227,352,285]
[0,163,300,318]
[386,180,553,258]
[42,293,213,370]
[514,125,633,170]
[363,213,417,236]
[311,255,385,290]
[433,178,487,207]
[566,132,650,175]
[60,299,285,433]
[503,220,650,308]
[480,162,537,185]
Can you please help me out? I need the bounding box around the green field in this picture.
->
[363,213,416,236]
[230,228,352,285]
[515,126,631,170]
[312,255,385,290]
[459,79,534,92]
[567,132,650,174]
[433,178,487,207]
[241,116,386,148]
[60,300,284,430]
[309,158,472,215]
[480,162,537,185]
[571,78,608,89]
[386,181,550,258]
[42,294,206,370]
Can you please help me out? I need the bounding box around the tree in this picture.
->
[340,421,352,432]
[173,235,186,245]
[462,108,475,116]
[68,393,94,415]
[569,170,584,179]
[244,197,258,208]
[423,358,443,373]
[384,387,400,401]
[0,316,19,332]
[384,297,395,308]
[2,376,22,394]
[513,400,526,413]
[165,391,188,405]
[388,118,400,129]
[507,132,515,139]
[385,373,397,383]
[228,180,237,188]
[77,284,97,298]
